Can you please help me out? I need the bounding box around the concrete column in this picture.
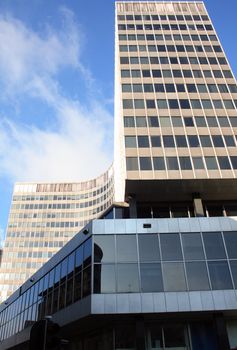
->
[128,195,137,218]
[214,313,230,350]
[193,194,204,217]
[135,317,146,350]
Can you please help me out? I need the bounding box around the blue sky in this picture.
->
[0,0,237,241]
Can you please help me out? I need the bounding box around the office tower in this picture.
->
[1,2,237,349]
[0,168,114,302]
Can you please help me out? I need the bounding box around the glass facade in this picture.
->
[1,228,237,341]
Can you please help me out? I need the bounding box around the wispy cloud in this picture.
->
[0,7,113,183]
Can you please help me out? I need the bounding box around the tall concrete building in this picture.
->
[0,168,114,302]
[1,1,237,349]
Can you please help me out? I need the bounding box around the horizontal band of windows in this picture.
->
[118,23,213,32]
[124,116,237,128]
[126,156,237,171]
[122,98,236,110]
[122,82,237,94]
[117,14,210,22]
[125,134,236,148]
[119,34,213,42]
[119,44,221,54]
[121,68,233,79]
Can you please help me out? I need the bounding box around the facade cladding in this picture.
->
[0,168,114,302]
[1,1,237,349]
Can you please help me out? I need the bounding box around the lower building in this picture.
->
[1,205,237,349]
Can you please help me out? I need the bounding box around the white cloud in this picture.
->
[0,8,113,183]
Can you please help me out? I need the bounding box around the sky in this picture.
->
[0,0,237,241]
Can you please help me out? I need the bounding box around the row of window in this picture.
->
[119,33,218,43]
[7,230,74,238]
[117,14,210,22]
[119,43,221,54]
[121,68,233,79]
[9,211,91,219]
[125,134,236,149]
[124,115,237,129]
[118,23,212,32]
[123,98,236,110]
[122,82,237,94]
[120,54,228,66]
[8,220,88,229]
[12,190,111,202]
[4,240,64,248]
[10,200,112,211]
[126,155,237,171]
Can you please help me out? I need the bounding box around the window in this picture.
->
[208,261,233,290]
[188,135,200,147]
[197,84,207,93]
[182,233,205,260]
[166,157,179,170]
[165,84,175,93]
[124,116,135,127]
[200,135,212,147]
[190,100,202,109]
[217,156,231,169]
[175,135,187,147]
[144,84,153,93]
[163,136,175,148]
[201,99,213,109]
[117,264,139,292]
[121,70,130,78]
[231,157,237,169]
[120,57,129,64]
[154,84,164,92]
[140,157,152,170]
[207,84,218,93]
[180,100,190,109]
[186,261,210,291]
[142,70,151,78]
[179,157,192,170]
[168,99,179,109]
[187,84,197,93]
[212,135,224,147]
[160,116,171,127]
[184,117,194,127]
[122,84,132,92]
[130,57,139,64]
[205,157,218,170]
[94,264,115,293]
[176,84,185,92]
[224,100,235,109]
[140,263,163,292]
[138,136,149,148]
[133,84,143,92]
[172,117,183,127]
[126,157,138,170]
[146,100,156,109]
[224,135,235,147]
[218,84,228,93]
[116,235,137,262]
[162,70,172,78]
[195,116,207,127]
[138,235,160,261]
[218,117,230,127]
[131,70,141,78]
[203,232,226,259]
[163,262,187,291]
[94,235,115,262]
[193,157,205,169]
[148,116,159,127]
[151,136,161,147]
[157,100,168,109]
[223,232,237,258]
[125,136,136,148]
[152,70,162,78]
[123,99,133,109]
[134,99,144,109]
[207,117,218,127]
[153,157,165,170]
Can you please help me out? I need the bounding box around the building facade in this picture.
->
[0,167,114,302]
[1,1,237,349]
